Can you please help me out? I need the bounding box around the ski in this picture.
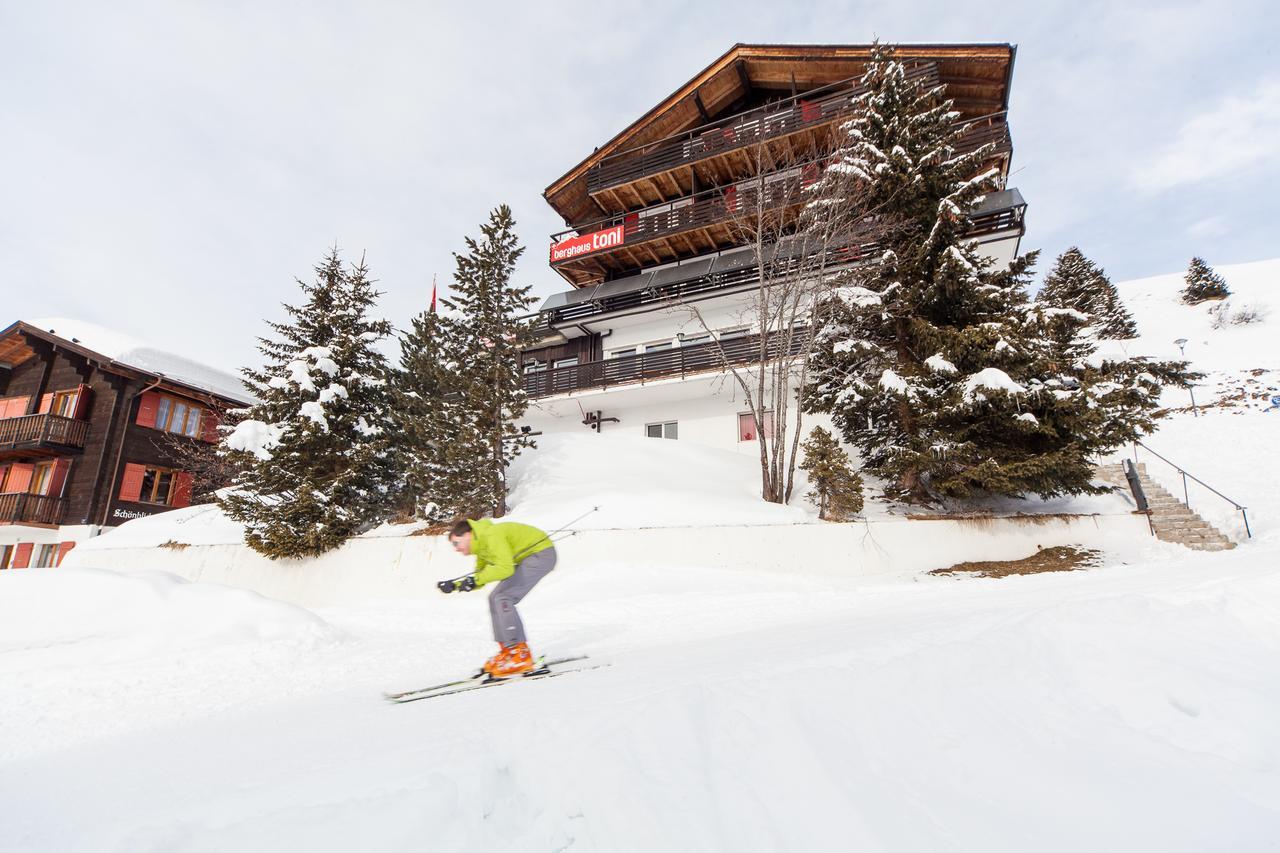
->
[383,655,595,703]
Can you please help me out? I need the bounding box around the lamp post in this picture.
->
[1174,338,1199,417]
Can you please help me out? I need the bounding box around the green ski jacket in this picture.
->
[467,519,553,587]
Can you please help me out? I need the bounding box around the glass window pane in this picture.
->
[184,409,201,437]
[154,471,174,505]
[646,424,663,439]
[644,342,673,353]
[170,402,189,434]
[664,422,678,439]
[140,468,157,502]
[155,397,171,431]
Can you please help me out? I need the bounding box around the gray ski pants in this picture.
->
[489,546,557,645]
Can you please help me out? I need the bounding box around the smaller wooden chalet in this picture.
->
[0,320,253,569]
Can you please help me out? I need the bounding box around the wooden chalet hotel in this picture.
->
[0,320,251,569]
[520,43,1026,450]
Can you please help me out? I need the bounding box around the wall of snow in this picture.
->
[63,512,1150,607]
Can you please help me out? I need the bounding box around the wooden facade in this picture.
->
[522,43,1024,390]
[0,321,250,568]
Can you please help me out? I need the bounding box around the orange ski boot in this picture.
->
[482,643,511,675]
[489,642,536,677]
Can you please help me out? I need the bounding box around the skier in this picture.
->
[438,517,557,677]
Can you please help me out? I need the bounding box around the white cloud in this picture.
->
[1187,215,1230,239]
[1133,78,1280,192]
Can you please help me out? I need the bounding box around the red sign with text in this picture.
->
[550,224,625,263]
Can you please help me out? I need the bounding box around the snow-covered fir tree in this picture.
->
[220,248,396,558]
[1181,256,1230,304]
[804,46,1190,503]
[799,427,864,520]
[390,298,489,522]
[436,205,537,518]
[1038,247,1137,339]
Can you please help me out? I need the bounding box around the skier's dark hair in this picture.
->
[449,519,473,538]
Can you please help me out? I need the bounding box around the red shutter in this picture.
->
[136,391,160,428]
[724,185,738,212]
[47,459,72,497]
[172,472,193,508]
[72,384,93,419]
[201,408,220,443]
[0,464,8,490]
[119,463,146,502]
[56,541,76,566]
[12,543,33,569]
[1,397,29,418]
[799,99,821,123]
[7,463,34,494]
[38,393,54,414]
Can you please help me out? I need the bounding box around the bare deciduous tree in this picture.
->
[675,116,894,504]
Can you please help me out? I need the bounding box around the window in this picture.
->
[680,332,713,346]
[29,462,54,496]
[51,390,78,417]
[646,421,678,440]
[153,395,203,438]
[607,347,637,359]
[643,341,673,354]
[138,466,177,505]
[739,411,775,442]
[718,327,749,340]
[523,360,547,374]
[553,357,579,369]
[0,546,11,570]
[34,544,57,568]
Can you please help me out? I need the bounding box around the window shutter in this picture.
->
[72,384,93,419]
[38,393,54,414]
[201,408,220,443]
[56,541,76,566]
[1,397,30,418]
[12,543,33,569]
[119,463,146,502]
[136,391,160,428]
[47,459,72,497]
[7,463,34,494]
[172,472,193,508]
[0,464,8,490]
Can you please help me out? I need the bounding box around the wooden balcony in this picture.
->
[583,64,1012,214]
[585,65,940,207]
[549,172,1024,287]
[0,492,67,526]
[523,329,808,399]
[0,414,89,461]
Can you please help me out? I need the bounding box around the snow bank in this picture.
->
[0,567,339,663]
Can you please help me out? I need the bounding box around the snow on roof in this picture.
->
[26,318,255,404]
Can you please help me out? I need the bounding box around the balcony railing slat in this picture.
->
[0,414,89,454]
[0,492,68,525]
[586,64,945,196]
[523,329,809,399]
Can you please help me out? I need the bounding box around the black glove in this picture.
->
[437,576,477,594]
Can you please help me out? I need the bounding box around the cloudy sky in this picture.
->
[3,0,1276,373]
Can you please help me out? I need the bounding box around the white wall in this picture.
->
[62,512,1152,607]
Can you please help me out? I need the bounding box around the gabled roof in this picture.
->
[0,319,255,405]
[544,42,1016,227]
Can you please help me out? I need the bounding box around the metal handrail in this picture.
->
[1133,440,1251,538]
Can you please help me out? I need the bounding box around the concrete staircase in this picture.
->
[1096,462,1236,552]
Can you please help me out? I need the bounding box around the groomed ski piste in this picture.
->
[3,259,1280,852]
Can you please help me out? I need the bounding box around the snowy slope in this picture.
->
[5,262,1280,851]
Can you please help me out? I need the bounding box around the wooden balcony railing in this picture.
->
[0,492,67,525]
[523,329,809,399]
[585,64,943,196]
[553,117,1013,272]
[0,414,89,459]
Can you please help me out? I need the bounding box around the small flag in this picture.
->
[430,274,437,314]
